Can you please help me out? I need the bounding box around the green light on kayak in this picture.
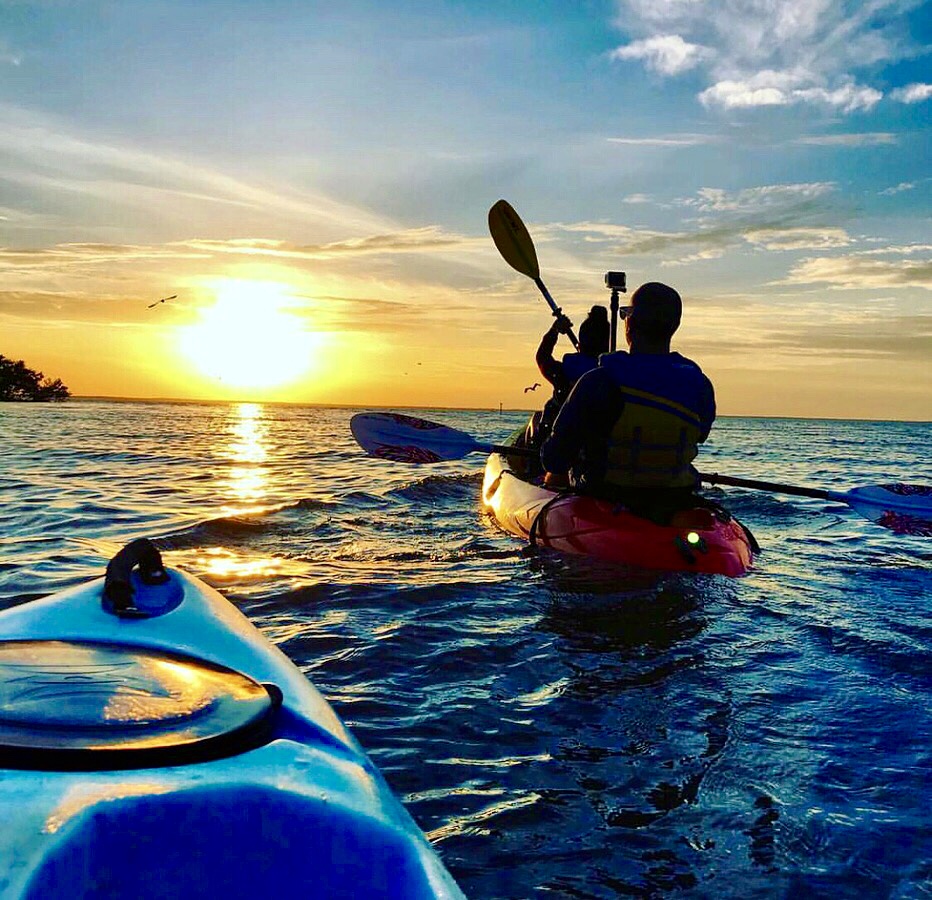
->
[686,531,701,546]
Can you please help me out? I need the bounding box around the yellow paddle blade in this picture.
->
[488,199,540,279]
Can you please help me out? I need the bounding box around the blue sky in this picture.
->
[0,0,929,418]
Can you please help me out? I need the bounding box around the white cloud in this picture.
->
[858,243,932,256]
[682,182,836,213]
[890,82,932,103]
[698,74,881,111]
[793,83,882,112]
[879,182,916,196]
[795,133,897,146]
[698,80,788,109]
[784,255,932,290]
[623,193,653,204]
[661,247,727,266]
[550,221,643,240]
[612,0,909,114]
[607,133,716,146]
[609,34,712,75]
[743,227,851,250]
[556,183,846,260]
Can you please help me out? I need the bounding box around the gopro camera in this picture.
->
[604,271,626,291]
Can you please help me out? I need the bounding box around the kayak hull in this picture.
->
[0,569,463,899]
[482,448,753,577]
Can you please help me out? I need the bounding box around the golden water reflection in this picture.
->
[224,402,269,512]
[197,547,286,580]
[208,403,282,581]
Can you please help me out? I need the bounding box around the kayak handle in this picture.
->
[104,538,169,618]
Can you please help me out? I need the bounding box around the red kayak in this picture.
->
[482,444,754,577]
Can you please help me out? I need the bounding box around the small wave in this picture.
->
[341,490,393,508]
[157,497,341,549]
[388,472,482,503]
[804,621,932,679]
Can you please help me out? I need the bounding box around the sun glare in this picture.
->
[178,280,322,390]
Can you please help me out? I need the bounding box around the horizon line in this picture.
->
[46,394,932,425]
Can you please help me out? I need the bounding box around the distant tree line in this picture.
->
[0,355,70,401]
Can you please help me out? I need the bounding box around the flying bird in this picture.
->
[148,294,177,309]
[524,383,541,393]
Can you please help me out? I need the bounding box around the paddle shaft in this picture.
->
[487,443,537,458]
[701,472,835,501]
[534,278,579,349]
[490,466,839,499]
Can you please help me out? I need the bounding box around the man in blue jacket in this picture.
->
[540,282,715,515]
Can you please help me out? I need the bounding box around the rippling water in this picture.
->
[2,400,930,898]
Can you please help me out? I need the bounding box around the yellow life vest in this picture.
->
[603,385,702,489]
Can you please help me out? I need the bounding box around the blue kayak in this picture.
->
[0,540,463,899]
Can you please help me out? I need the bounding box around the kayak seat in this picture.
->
[20,783,442,899]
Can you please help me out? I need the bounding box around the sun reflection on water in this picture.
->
[197,547,285,581]
[196,402,287,582]
[223,403,269,513]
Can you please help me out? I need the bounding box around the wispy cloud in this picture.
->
[0,289,187,327]
[608,34,712,75]
[623,193,653,204]
[0,204,59,229]
[661,247,727,266]
[296,294,424,334]
[0,104,392,239]
[679,182,836,213]
[185,229,484,260]
[890,82,932,103]
[879,181,916,196]
[794,132,897,146]
[552,183,844,260]
[610,0,916,113]
[0,243,205,273]
[858,243,932,256]
[0,40,22,66]
[607,134,717,146]
[743,227,851,251]
[737,317,931,362]
[0,229,483,277]
[555,221,848,259]
[783,255,932,290]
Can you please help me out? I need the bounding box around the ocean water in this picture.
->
[1,399,930,899]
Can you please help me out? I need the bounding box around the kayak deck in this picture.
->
[482,447,753,577]
[0,567,463,900]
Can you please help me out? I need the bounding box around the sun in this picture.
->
[177,280,322,391]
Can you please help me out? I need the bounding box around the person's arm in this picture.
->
[540,369,612,474]
[698,376,716,442]
[536,315,573,386]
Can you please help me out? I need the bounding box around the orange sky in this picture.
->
[7,256,928,420]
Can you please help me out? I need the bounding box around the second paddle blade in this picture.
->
[845,483,932,536]
[350,413,478,463]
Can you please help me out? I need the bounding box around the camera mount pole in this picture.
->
[609,286,619,352]
[607,274,626,352]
